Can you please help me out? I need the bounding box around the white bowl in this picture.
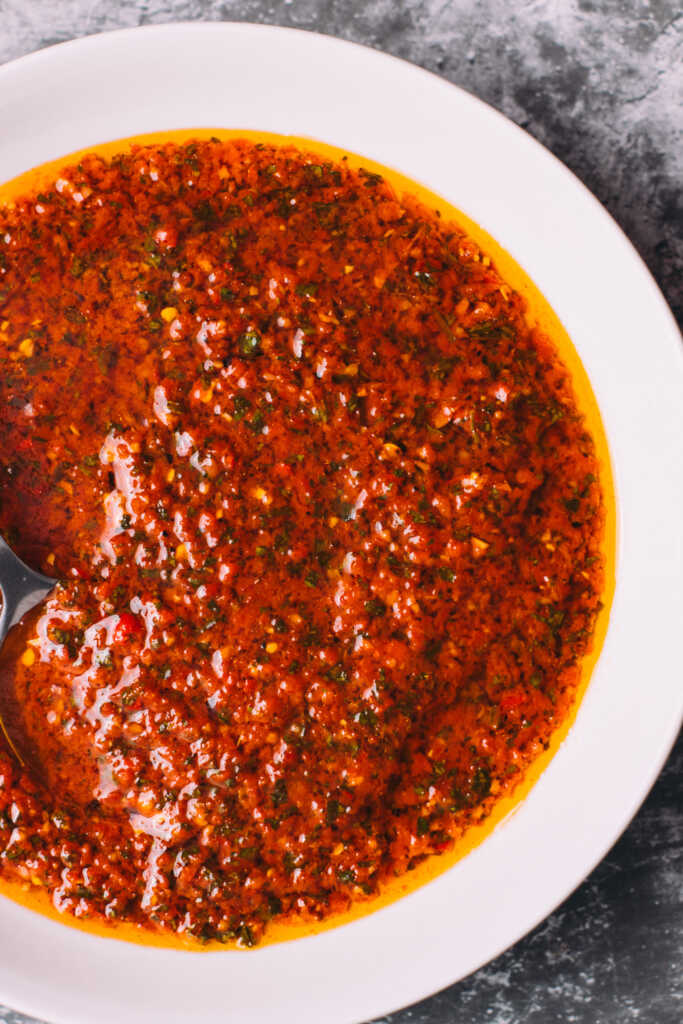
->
[0,22,681,1024]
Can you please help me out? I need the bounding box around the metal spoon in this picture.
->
[0,535,55,646]
[0,535,55,763]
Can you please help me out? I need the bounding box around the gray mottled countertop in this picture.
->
[0,2,681,1023]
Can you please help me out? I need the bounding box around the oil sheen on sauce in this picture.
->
[0,131,615,949]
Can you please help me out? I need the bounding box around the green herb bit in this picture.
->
[239,329,262,357]
[364,597,386,618]
[295,282,318,297]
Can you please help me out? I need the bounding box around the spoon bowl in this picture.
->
[0,536,55,763]
[0,536,55,644]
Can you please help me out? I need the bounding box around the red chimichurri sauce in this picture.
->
[0,139,604,946]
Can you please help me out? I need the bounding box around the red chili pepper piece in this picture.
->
[500,689,525,712]
[112,612,143,644]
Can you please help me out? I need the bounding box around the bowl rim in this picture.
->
[0,20,682,1024]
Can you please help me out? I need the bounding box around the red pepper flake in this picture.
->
[500,689,526,713]
[112,612,143,644]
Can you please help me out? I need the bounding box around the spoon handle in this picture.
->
[0,537,55,647]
